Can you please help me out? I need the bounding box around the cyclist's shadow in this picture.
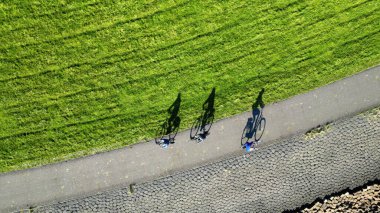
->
[155,93,181,146]
[241,88,266,147]
[190,88,216,143]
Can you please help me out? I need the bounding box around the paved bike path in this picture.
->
[1,66,380,212]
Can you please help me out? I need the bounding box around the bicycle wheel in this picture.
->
[241,125,250,146]
[203,114,214,133]
[254,118,266,141]
[190,117,201,139]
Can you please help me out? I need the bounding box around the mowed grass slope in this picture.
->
[1,0,379,173]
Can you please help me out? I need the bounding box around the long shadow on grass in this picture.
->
[155,93,181,147]
[190,88,216,143]
[241,88,266,148]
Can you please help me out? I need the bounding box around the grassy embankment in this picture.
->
[1,0,379,173]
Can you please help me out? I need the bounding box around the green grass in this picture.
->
[1,0,380,173]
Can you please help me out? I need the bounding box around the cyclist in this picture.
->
[159,138,174,149]
[243,141,254,153]
[194,132,208,143]
[243,140,262,152]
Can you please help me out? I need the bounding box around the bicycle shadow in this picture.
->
[166,93,181,135]
[241,88,266,147]
[190,88,216,142]
[155,93,181,147]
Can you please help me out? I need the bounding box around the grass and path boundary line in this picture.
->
[1,0,380,173]
[0,65,379,212]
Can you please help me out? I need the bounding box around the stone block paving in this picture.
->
[29,108,380,212]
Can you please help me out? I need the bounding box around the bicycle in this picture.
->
[155,116,180,146]
[190,110,214,141]
[241,108,266,146]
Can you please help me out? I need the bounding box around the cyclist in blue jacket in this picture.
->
[243,140,262,153]
[243,141,254,153]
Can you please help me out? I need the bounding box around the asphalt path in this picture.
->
[0,65,379,212]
